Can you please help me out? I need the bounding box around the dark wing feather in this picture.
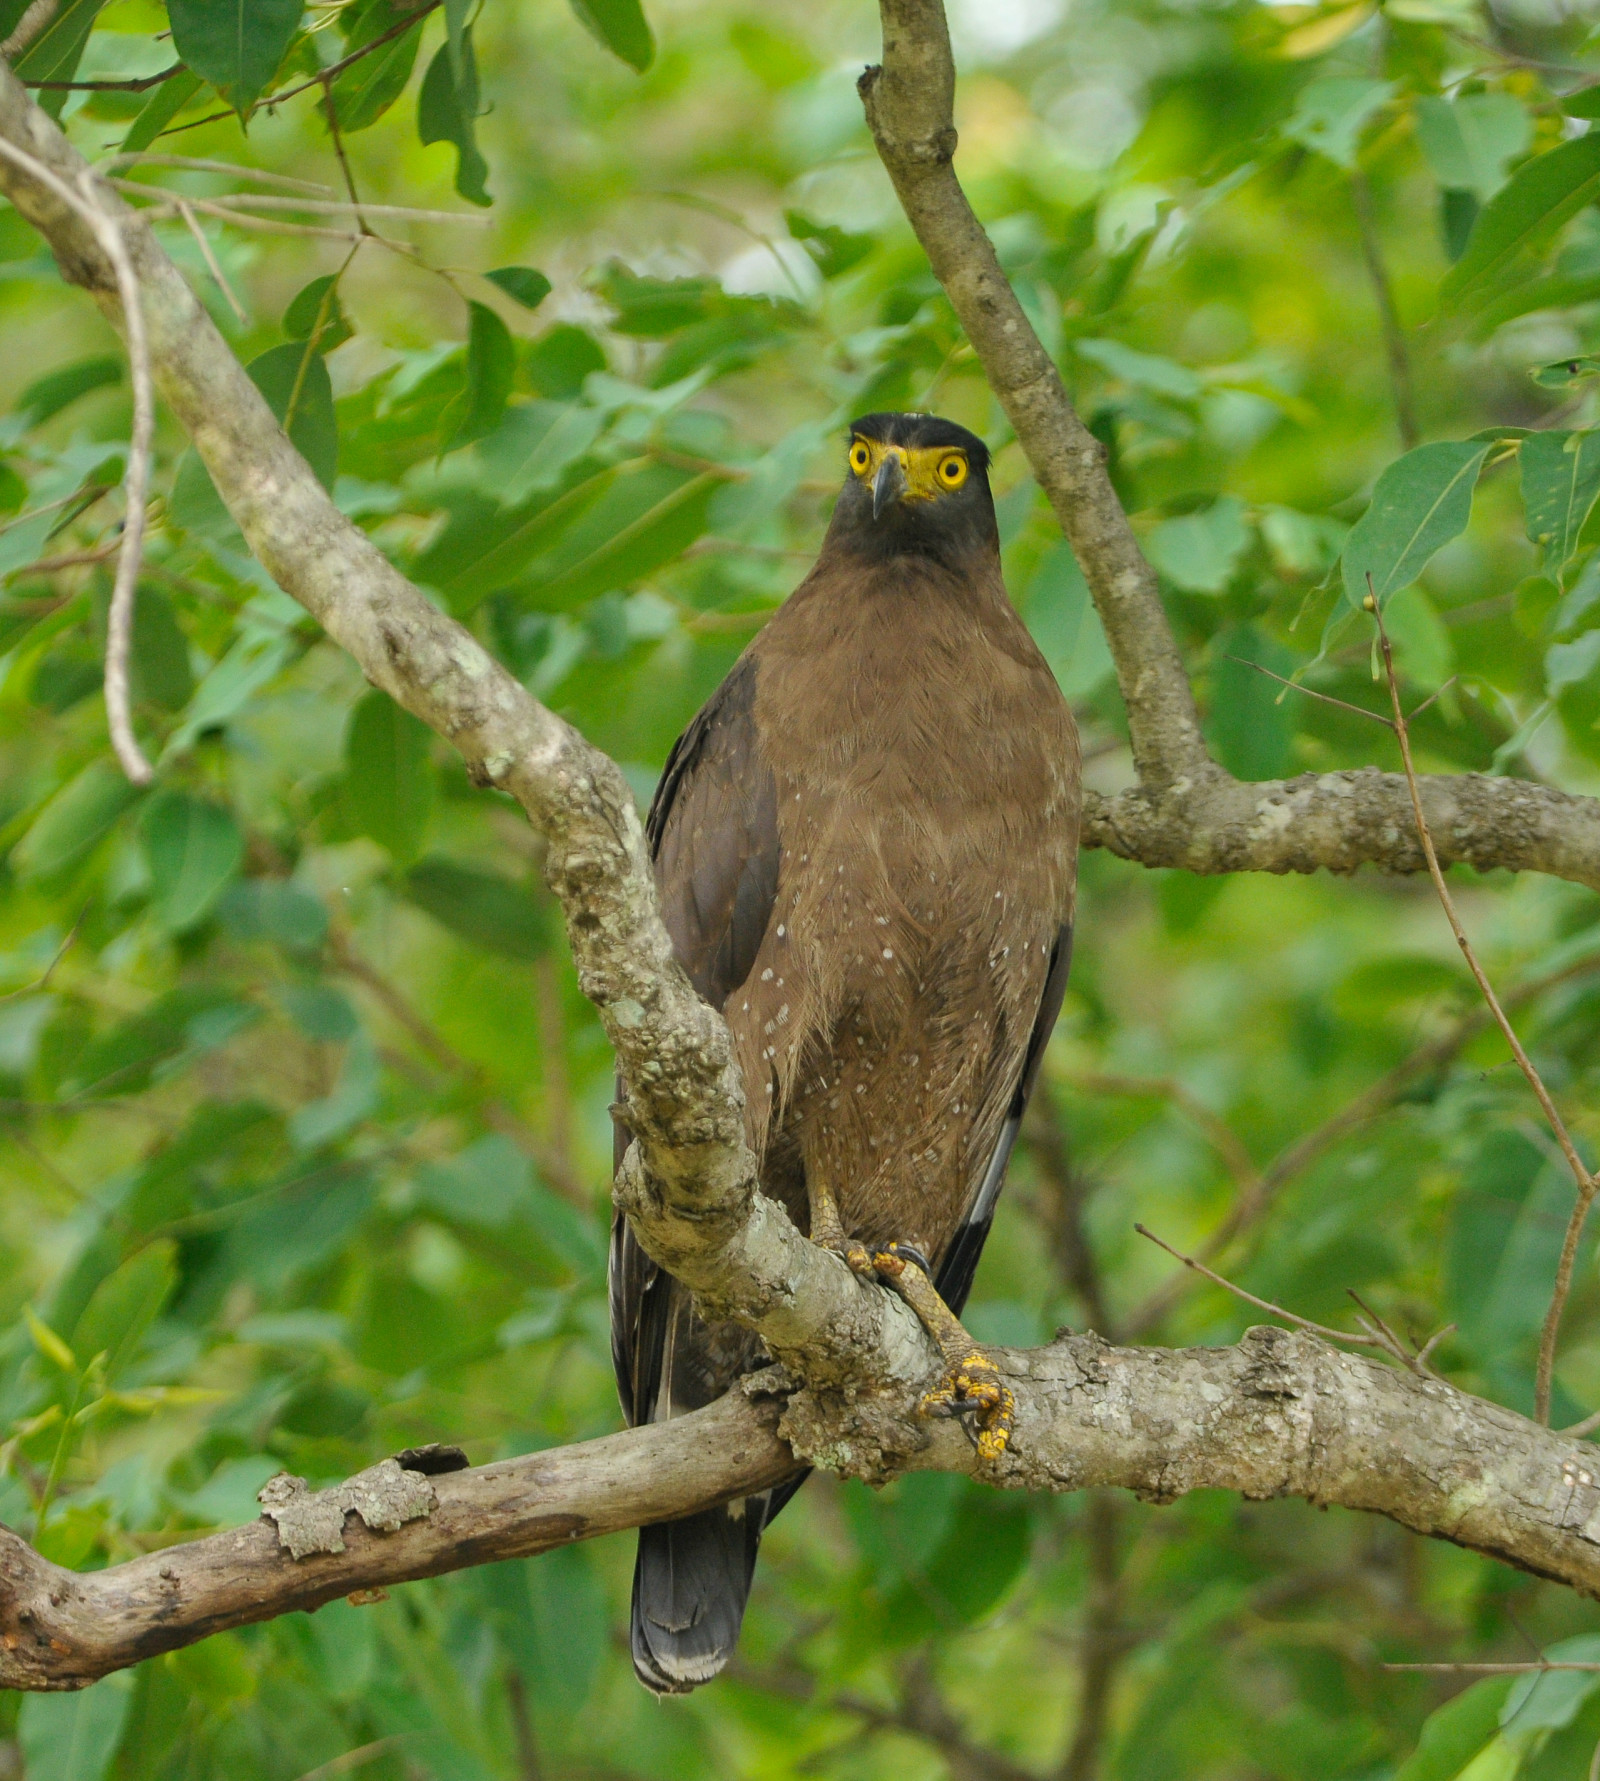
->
[610,652,779,1426]
[936,922,1074,1315]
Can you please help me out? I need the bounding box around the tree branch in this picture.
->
[11,1329,1600,1688]
[859,0,1600,896]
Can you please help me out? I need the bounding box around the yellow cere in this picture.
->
[849,436,969,499]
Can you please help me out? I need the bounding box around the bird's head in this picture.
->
[826,412,997,565]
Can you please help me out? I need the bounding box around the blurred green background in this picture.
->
[5,0,1600,1774]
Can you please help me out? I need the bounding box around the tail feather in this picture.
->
[631,1501,763,1695]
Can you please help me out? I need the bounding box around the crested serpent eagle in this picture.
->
[609,411,1082,1693]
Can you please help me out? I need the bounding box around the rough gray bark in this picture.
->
[1,1,1599,1696]
[859,0,1600,894]
[10,1331,1600,1688]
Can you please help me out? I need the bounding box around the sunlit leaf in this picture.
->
[13,760,144,884]
[1414,94,1531,202]
[1521,429,1600,587]
[403,857,548,959]
[70,1241,176,1380]
[445,301,515,448]
[1282,77,1393,168]
[283,277,354,354]
[1340,440,1488,610]
[120,69,203,158]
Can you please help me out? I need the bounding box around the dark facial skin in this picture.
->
[823,412,999,569]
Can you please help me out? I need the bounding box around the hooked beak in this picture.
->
[871,450,907,520]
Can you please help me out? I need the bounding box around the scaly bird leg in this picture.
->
[807,1176,875,1280]
[871,1244,1015,1463]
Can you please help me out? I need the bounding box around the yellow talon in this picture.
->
[918,1352,1014,1461]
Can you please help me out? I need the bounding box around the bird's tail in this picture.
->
[630,1499,764,1694]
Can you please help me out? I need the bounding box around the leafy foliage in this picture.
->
[5,0,1600,1776]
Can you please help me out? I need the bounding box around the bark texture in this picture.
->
[858,0,1600,892]
[9,1331,1600,1688]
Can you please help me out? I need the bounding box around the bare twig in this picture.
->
[1368,588,1594,1424]
[1134,1223,1402,1358]
[0,912,81,1004]
[266,0,442,107]
[1383,1661,1600,1673]
[175,201,246,324]
[112,179,491,228]
[1,540,119,579]
[102,154,335,194]
[1562,1407,1600,1439]
[1067,1071,1263,1205]
[291,1738,405,1781]
[0,140,153,781]
[1,0,57,59]
[1222,655,1392,728]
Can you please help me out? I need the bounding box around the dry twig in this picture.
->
[0,140,153,781]
[1367,587,1595,1424]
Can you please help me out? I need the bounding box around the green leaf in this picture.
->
[1415,94,1531,202]
[344,690,434,864]
[785,209,874,279]
[403,857,549,959]
[1442,133,1600,311]
[1282,77,1393,169]
[415,1134,532,1229]
[522,325,607,400]
[283,277,354,354]
[328,0,424,133]
[1521,429,1600,586]
[1340,440,1489,610]
[216,878,329,952]
[18,1673,133,1781]
[130,585,194,711]
[1533,354,1600,388]
[245,344,339,490]
[1076,336,1202,400]
[165,0,303,112]
[475,401,606,504]
[1564,85,1600,121]
[13,760,144,884]
[16,355,122,428]
[63,985,249,1097]
[9,0,110,117]
[1503,1636,1600,1734]
[879,1483,1033,1644]
[1394,1677,1515,1781]
[120,69,203,158]
[1146,498,1251,593]
[140,790,243,932]
[568,0,655,71]
[1206,625,1295,780]
[486,266,553,311]
[418,31,491,208]
[445,302,516,448]
[70,1241,177,1379]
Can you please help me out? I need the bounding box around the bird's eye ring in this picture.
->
[849,440,872,475]
[937,453,968,488]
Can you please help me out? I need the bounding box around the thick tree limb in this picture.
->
[10,1329,1600,1688]
[860,0,1600,896]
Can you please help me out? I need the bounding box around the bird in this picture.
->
[609,410,1081,1694]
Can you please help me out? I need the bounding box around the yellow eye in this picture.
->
[849,440,872,475]
[937,453,968,488]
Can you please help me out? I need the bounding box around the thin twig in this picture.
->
[23,64,177,94]
[0,913,81,1004]
[1223,655,1393,728]
[112,179,490,227]
[290,1737,405,1781]
[175,201,245,324]
[1368,586,1594,1424]
[1067,1070,1262,1202]
[101,154,334,194]
[1562,1406,1600,1439]
[1406,676,1458,724]
[1,540,119,580]
[0,139,154,782]
[1415,1323,1456,1368]
[1133,1223,1399,1356]
[266,1,444,106]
